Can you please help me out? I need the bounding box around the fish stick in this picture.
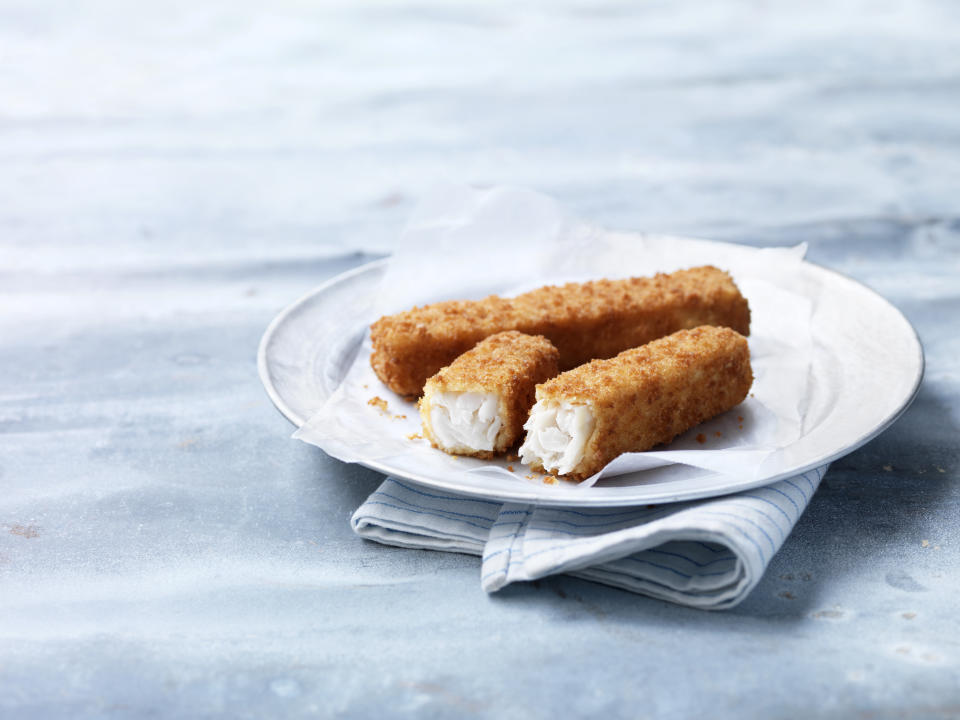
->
[419,331,559,459]
[519,326,753,480]
[370,266,750,397]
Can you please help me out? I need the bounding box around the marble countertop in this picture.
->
[2,1,958,717]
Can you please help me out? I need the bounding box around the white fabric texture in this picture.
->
[352,466,827,610]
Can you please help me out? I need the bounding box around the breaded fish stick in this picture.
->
[419,331,559,458]
[370,266,750,397]
[519,326,752,480]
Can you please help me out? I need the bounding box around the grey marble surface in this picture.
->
[2,1,959,717]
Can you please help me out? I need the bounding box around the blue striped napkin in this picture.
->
[352,465,827,609]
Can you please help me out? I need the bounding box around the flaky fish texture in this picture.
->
[370,266,750,397]
[520,326,753,480]
[419,331,559,459]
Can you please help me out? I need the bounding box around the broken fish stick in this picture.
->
[370,266,750,397]
[519,326,752,480]
[419,331,559,459]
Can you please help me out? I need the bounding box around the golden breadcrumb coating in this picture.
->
[419,331,559,459]
[527,326,753,480]
[370,266,750,397]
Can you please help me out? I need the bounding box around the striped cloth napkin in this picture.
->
[352,465,828,609]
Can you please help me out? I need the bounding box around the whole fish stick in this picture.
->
[419,331,559,459]
[370,266,750,397]
[519,326,752,480]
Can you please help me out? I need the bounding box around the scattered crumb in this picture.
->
[714,431,723,438]
[749,392,754,398]
[936,466,946,473]
[780,573,794,581]
[532,467,545,475]
[406,432,422,441]
[811,609,844,619]
[883,464,893,472]
[394,414,407,420]
[738,424,743,430]
[377,192,406,208]
[737,416,744,422]
[778,591,795,600]
[543,475,557,485]
[525,474,536,481]
[921,539,930,548]
[696,433,707,444]
[902,612,917,620]
[8,524,40,539]
[934,545,941,551]
[507,465,514,472]
[178,438,198,450]
[362,384,369,389]
[367,396,388,413]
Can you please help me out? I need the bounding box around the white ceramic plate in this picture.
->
[258,252,923,507]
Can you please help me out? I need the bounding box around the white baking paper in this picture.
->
[294,185,813,491]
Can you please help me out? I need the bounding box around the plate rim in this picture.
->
[258,254,925,506]
[257,257,391,428]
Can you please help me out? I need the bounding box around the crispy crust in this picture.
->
[419,331,560,458]
[527,326,753,480]
[370,266,750,397]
